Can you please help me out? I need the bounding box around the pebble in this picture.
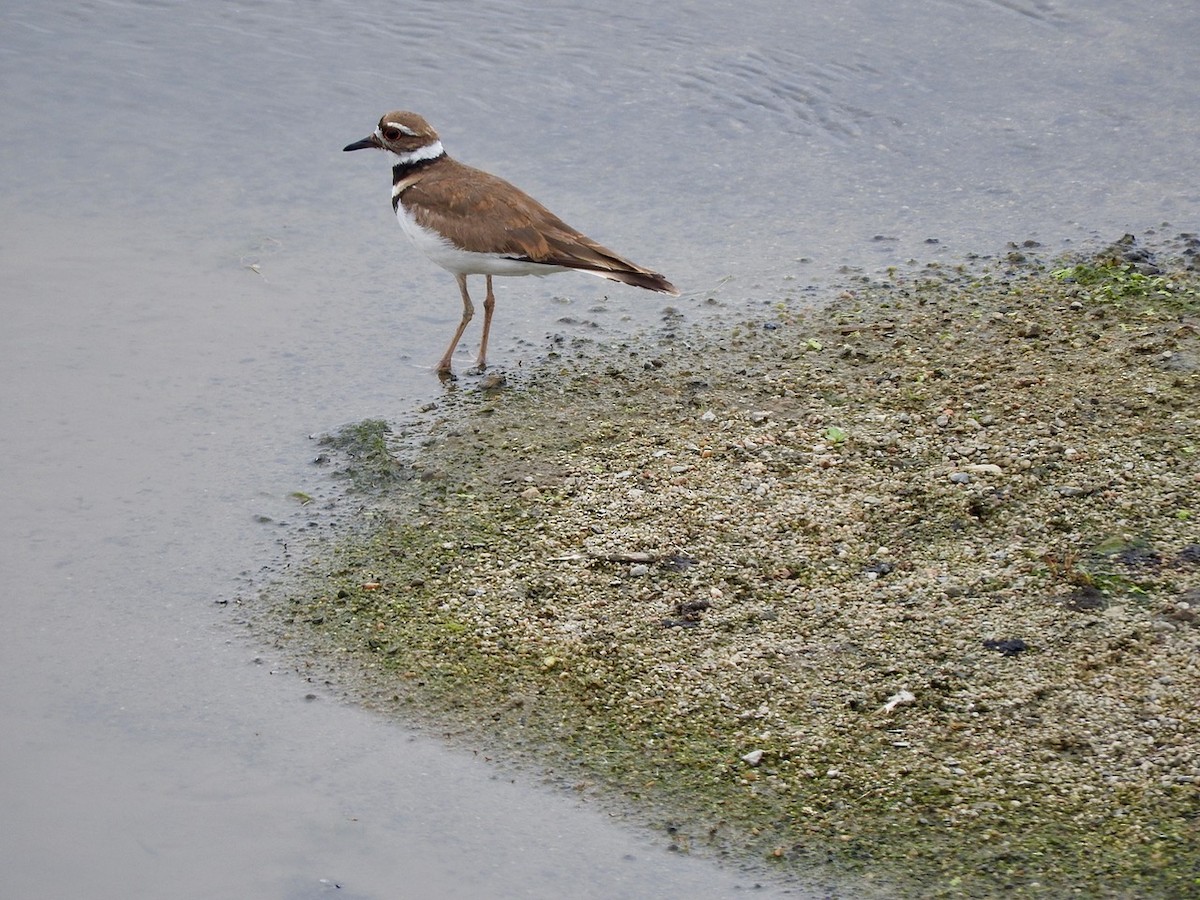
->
[964,463,1003,476]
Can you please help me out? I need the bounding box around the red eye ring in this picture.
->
[382,127,401,140]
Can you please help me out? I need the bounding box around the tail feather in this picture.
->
[521,226,678,295]
[589,267,678,295]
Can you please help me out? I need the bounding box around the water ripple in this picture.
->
[675,47,903,142]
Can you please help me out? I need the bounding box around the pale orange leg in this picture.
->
[437,274,475,379]
[470,275,496,375]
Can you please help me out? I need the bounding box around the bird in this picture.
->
[343,110,678,379]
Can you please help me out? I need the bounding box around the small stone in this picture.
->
[964,463,1003,476]
[983,638,1028,656]
[880,689,916,713]
[949,472,971,484]
[741,749,765,766]
[630,564,650,577]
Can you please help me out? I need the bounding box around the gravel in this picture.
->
[264,234,1200,898]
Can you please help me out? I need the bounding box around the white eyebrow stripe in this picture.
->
[380,122,419,137]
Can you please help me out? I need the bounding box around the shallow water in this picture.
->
[1,0,1197,896]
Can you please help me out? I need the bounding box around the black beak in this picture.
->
[343,134,380,152]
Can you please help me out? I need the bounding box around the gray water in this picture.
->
[1,1,1196,897]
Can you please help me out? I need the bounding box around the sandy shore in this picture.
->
[265,235,1200,897]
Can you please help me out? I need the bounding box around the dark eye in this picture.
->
[382,127,401,140]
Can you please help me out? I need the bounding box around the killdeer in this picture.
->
[344,111,678,379]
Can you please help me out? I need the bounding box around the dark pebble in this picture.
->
[983,638,1028,657]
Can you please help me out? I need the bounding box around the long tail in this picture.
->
[531,228,679,295]
[588,267,678,294]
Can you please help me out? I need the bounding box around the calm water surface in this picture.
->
[1,1,1197,897]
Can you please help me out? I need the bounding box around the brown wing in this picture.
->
[405,160,677,294]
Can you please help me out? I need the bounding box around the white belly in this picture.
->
[395,205,566,278]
